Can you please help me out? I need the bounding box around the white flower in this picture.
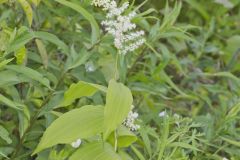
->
[85,61,96,72]
[222,158,229,160]
[214,0,234,8]
[123,105,140,131]
[173,113,180,119]
[173,113,181,126]
[71,139,82,148]
[92,0,145,54]
[159,111,167,117]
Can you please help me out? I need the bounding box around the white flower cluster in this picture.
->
[92,0,145,54]
[85,61,96,72]
[159,111,168,117]
[71,139,82,148]
[123,105,140,131]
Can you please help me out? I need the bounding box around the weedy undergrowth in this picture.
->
[0,0,240,160]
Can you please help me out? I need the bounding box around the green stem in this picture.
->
[10,72,67,159]
[114,130,118,152]
[157,116,169,160]
[114,51,119,80]
[10,32,105,159]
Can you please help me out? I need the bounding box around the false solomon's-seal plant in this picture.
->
[1,0,240,159]
[32,0,143,159]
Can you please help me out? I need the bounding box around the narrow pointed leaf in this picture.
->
[0,94,22,110]
[6,65,51,89]
[17,0,33,26]
[54,0,100,44]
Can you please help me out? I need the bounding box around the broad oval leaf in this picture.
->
[69,142,121,160]
[62,81,107,106]
[104,79,133,139]
[33,105,104,154]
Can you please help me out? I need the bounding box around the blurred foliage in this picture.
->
[0,0,240,159]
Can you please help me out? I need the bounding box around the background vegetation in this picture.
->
[0,0,240,159]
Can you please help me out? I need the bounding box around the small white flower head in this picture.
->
[71,139,82,148]
[123,105,140,131]
[92,0,145,54]
[159,111,168,117]
[85,61,96,72]
[173,113,180,119]
[173,113,181,127]
[222,158,229,160]
[214,0,234,8]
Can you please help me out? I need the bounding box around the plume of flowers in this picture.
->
[123,105,140,131]
[92,0,145,54]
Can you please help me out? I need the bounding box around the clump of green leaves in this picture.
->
[0,0,240,160]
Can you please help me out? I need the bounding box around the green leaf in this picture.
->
[168,142,200,151]
[119,151,134,160]
[6,65,51,89]
[104,79,133,139]
[30,0,41,6]
[131,146,145,160]
[35,39,48,68]
[0,70,30,87]
[7,31,69,54]
[6,31,34,54]
[34,31,69,54]
[17,0,33,26]
[33,105,104,154]
[0,58,14,70]
[69,142,121,160]
[0,150,9,159]
[0,125,12,144]
[159,1,182,32]
[67,49,92,70]
[226,35,240,54]
[18,105,30,137]
[0,94,22,110]
[54,0,100,44]
[184,0,210,21]
[0,0,8,4]
[108,126,137,148]
[62,81,107,106]
[220,136,240,147]
[226,102,240,120]
[15,46,27,65]
[0,30,10,51]
[202,72,240,88]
